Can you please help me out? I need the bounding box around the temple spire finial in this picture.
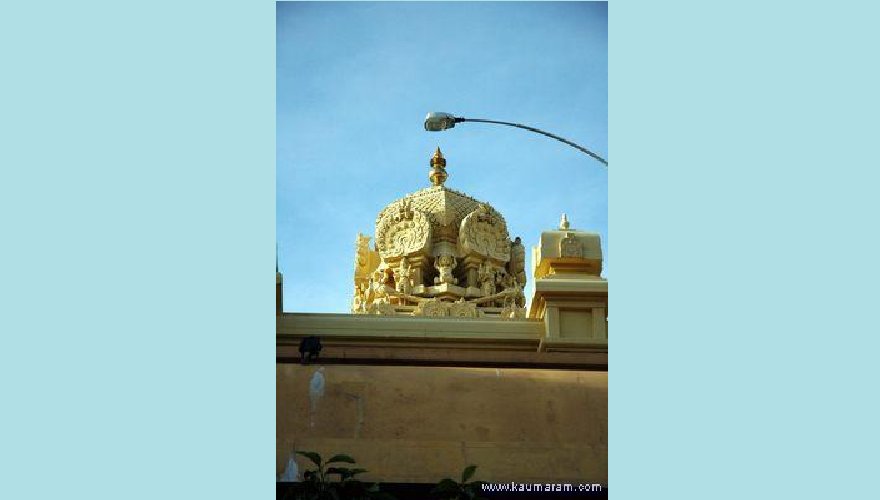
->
[429,147,448,186]
[560,213,570,230]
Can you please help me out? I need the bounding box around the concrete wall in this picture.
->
[277,364,607,484]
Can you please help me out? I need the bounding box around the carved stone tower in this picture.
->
[351,149,527,319]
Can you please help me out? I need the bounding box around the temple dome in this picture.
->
[352,148,527,319]
[375,185,507,239]
[374,147,502,229]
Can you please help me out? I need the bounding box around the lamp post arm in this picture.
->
[458,117,608,166]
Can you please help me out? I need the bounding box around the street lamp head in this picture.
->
[424,112,458,131]
[423,112,607,165]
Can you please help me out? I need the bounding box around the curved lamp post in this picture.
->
[424,112,607,166]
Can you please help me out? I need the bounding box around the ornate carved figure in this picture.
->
[449,299,479,318]
[353,233,380,298]
[434,254,458,285]
[381,266,395,288]
[493,270,511,307]
[396,257,413,295]
[366,275,391,307]
[496,269,508,289]
[352,279,375,313]
[500,304,527,320]
[515,282,525,308]
[478,261,496,297]
[560,232,583,258]
[367,297,395,316]
[362,278,376,309]
[355,233,371,267]
[497,275,526,318]
[509,236,526,286]
[504,276,525,308]
[417,298,448,317]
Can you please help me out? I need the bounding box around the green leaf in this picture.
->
[296,451,323,467]
[327,467,368,482]
[327,454,357,464]
[432,478,461,495]
[461,465,477,483]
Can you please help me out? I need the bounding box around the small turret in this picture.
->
[559,213,570,230]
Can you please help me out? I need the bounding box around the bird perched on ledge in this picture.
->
[298,336,322,365]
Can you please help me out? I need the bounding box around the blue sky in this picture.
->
[277,1,607,313]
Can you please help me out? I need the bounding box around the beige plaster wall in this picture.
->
[277,364,607,484]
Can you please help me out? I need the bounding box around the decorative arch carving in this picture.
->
[415,298,448,317]
[375,200,432,259]
[458,204,511,263]
[449,301,479,318]
[368,302,396,316]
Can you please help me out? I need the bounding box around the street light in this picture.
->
[424,112,607,166]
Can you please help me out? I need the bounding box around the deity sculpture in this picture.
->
[478,261,496,297]
[560,232,584,258]
[396,257,413,295]
[504,276,525,308]
[493,274,525,318]
[371,278,391,304]
[355,233,371,268]
[381,266,395,288]
[509,236,526,286]
[363,278,376,309]
[434,254,458,285]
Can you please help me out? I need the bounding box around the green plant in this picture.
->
[293,451,395,500]
[432,465,486,500]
